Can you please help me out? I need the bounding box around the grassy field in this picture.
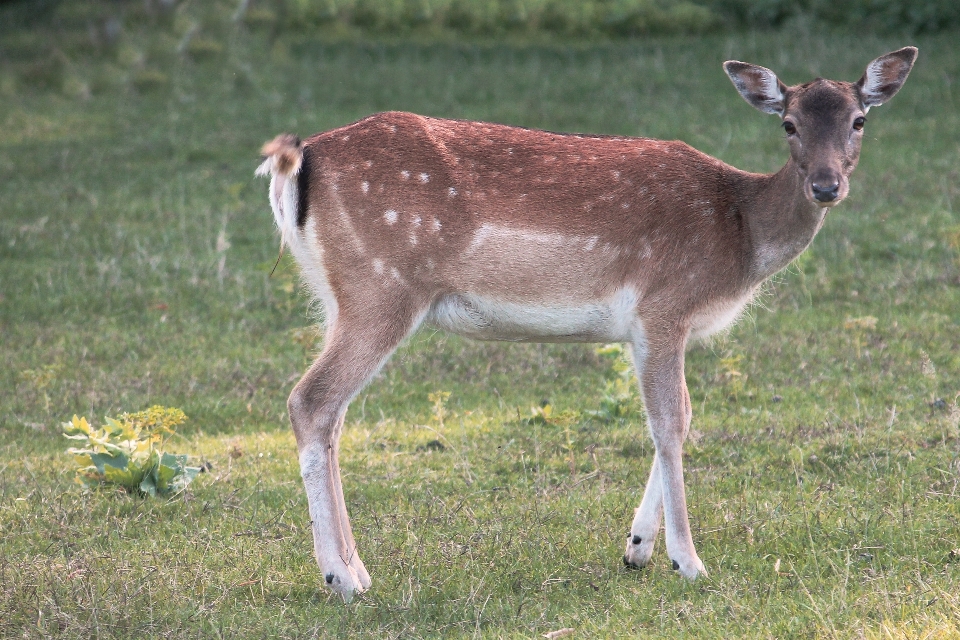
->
[1,14,960,639]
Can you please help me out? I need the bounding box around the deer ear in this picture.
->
[857,47,918,110]
[723,61,787,116]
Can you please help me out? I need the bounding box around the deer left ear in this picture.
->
[858,47,918,110]
[724,61,788,116]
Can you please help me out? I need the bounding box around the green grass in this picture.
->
[2,10,960,638]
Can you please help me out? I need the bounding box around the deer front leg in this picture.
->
[634,341,706,579]
[624,455,663,569]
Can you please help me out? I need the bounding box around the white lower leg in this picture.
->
[300,442,364,600]
[658,452,706,579]
[624,455,663,567]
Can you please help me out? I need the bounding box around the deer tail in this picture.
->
[256,134,303,256]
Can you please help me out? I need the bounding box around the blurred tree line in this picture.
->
[3,0,959,39]
[0,0,954,98]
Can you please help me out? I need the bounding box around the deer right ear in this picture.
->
[723,61,787,116]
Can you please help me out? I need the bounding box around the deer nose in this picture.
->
[811,180,840,203]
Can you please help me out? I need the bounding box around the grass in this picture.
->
[2,9,960,638]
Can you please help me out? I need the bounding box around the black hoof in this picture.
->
[632,535,642,545]
[325,573,335,585]
[671,560,680,571]
[623,555,641,570]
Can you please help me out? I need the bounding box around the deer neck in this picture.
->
[741,158,828,283]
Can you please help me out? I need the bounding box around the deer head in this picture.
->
[724,47,917,207]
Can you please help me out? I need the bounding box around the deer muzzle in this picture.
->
[806,169,846,207]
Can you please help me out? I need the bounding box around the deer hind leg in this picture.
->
[288,303,425,601]
[329,430,371,589]
[626,339,705,579]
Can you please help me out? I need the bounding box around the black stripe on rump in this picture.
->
[296,147,311,229]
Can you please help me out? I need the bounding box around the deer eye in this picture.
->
[782,121,797,136]
[853,116,866,131]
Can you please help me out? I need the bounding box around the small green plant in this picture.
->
[525,400,553,425]
[18,363,62,411]
[63,406,201,496]
[844,315,878,359]
[586,344,639,422]
[428,390,452,428]
[719,352,746,399]
[947,225,960,269]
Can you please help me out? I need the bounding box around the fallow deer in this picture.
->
[257,47,917,601]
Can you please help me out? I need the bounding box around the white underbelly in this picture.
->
[426,288,639,343]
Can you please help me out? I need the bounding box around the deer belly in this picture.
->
[427,289,638,343]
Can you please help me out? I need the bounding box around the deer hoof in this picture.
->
[670,555,707,580]
[320,562,365,603]
[623,533,655,569]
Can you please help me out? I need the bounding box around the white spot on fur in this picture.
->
[409,232,418,246]
[372,259,385,274]
[432,218,442,232]
[361,181,369,194]
[401,170,410,180]
[412,215,422,227]
[584,236,598,251]
[447,187,458,198]
[418,173,429,183]
[384,209,398,225]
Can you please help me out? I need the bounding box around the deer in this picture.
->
[256,47,917,602]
